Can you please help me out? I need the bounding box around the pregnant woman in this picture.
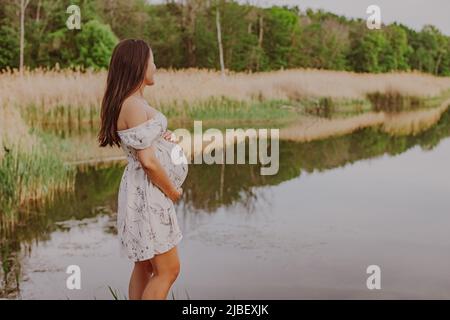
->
[98,39,188,300]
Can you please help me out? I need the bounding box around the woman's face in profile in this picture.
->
[145,50,157,86]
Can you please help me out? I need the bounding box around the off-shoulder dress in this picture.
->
[116,111,188,262]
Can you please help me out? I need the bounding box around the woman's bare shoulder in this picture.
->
[119,96,150,130]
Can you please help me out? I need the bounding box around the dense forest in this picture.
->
[1,0,450,75]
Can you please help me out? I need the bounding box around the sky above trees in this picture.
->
[151,0,450,35]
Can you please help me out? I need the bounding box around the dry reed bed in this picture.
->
[2,68,450,114]
[0,103,36,159]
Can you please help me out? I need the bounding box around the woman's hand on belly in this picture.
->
[162,130,177,143]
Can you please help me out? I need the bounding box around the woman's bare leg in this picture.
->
[129,260,154,300]
[142,246,180,300]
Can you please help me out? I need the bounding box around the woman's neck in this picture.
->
[132,84,145,98]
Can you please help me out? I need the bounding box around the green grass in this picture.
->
[107,285,127,300]
[106,285,191,300]
[0,141,75,233]
[160,96,296,121]
[22,103,99,129]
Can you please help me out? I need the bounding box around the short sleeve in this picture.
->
[118,120,163,150]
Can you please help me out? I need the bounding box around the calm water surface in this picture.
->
[2,109,450,299]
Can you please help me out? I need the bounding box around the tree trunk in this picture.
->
[19,0,30,77]
[258,15,264,47]
[256,14,264,71]
[182,0,198,67]
[435,52,443,75]
[36,0,41,23]
[216,4,225,77]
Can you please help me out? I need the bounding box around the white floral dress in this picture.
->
[117,111,188,262]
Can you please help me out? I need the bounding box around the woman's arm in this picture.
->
[137,146,182,202]
[122,98,182,202]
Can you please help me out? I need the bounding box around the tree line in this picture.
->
[1,0,450,75]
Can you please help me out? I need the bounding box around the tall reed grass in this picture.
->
[0,104,36,159]
[2,68,450,127]
[0,103,75,232]
[0,146,75,230]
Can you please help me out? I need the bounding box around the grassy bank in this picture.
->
[0,104,75,233]
[0,146,75,231]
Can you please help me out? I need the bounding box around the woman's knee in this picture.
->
[157,262,180,282]
[151,246,181,281]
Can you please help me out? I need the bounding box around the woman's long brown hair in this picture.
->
[98,39,151,147]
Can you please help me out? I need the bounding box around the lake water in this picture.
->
[1,108,450,299]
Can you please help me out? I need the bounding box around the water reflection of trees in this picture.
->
[181,108,450,213]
